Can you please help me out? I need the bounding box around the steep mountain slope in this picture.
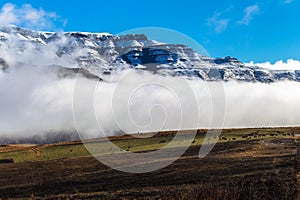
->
[0,25,299,83]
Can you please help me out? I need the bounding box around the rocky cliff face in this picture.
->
[0,25,299,83]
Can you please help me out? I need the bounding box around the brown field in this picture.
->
[0,127,300,199]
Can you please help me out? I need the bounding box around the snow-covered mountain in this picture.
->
[0,25,299,83]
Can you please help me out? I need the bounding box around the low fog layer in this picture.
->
[1,62,300,143]
[1,33,300,143]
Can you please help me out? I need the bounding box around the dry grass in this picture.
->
[0,127,299,199]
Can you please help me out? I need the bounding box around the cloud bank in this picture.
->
[1,23,300,143]
[1,46,300,143]
[246,59,300,70]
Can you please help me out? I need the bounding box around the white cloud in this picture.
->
[0,3,18,26]
[2,65,300,141]
[0,3,64,30]
[207,13,229,33]
[1,35,300,142]
[246,59,300,70]
[1,26,300,142]
[284,0,295,4]
[238,5,260,25]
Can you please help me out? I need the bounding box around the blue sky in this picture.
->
[1,0,300,62]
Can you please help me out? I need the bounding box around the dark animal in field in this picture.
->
[259,134,266,137]
[0,158,14,164]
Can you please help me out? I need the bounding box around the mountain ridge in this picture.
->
[0,25,299,83]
